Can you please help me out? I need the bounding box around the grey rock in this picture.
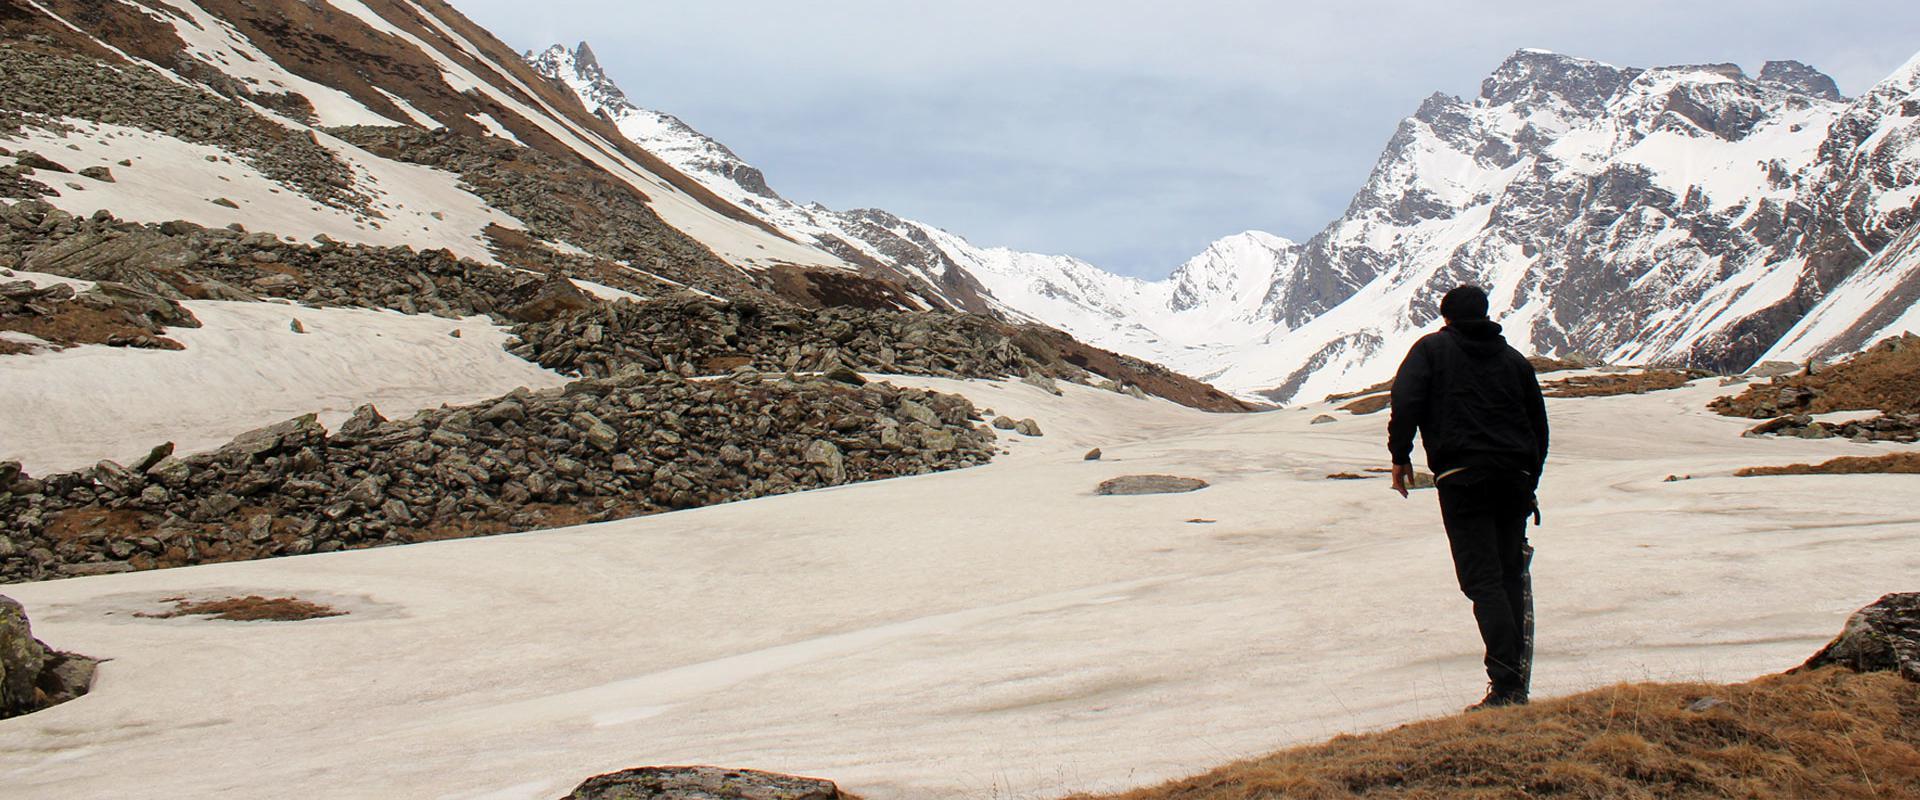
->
[1797,592,1920,683]
[562,766,844,800]
[1096,475,1210,496]
[1013,418,1043,437]
[991,416,1018,430]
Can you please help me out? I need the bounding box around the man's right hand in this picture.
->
[1391,463,1413,498]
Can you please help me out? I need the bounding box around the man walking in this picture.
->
[1387,285,1549,710]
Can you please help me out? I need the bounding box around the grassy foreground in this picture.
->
[1064,668,1919,800]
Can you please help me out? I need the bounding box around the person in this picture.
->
[1386,285,1549,711]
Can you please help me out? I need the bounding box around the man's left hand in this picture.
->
[1391,463,1413,498]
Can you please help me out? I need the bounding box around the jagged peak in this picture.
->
[1480,48,1639,113]
[1758,60,1843,101]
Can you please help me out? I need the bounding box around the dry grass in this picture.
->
[1736,452,1920,477]
[1713,334,1920,418]
[1542,370,1701,398]
[138,595,345,622]
[1065,668,1920,800]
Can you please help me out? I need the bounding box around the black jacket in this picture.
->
[1387,320,1549,480]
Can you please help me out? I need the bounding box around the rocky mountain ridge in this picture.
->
[533,41,1920,403]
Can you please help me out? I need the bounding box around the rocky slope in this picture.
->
[534,41,1920,404]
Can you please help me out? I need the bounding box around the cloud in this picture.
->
[454,0,1920,277]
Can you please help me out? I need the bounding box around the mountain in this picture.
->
[528,42,1299,382]
[533,42,1920,404]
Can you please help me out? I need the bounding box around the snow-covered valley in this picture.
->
[1,376,1914,799]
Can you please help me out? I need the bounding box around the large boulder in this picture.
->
[1,595,97,719]
[1797,593,1920,682]
[509,274,596,323]
[561,766,846,799]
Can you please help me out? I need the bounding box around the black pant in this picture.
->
[1436,471,1532,693]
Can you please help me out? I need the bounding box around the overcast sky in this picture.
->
[449,1,1920,279]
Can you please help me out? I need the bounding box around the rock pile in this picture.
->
[1742,413,1920,443]
[0,370,994,583]
[0,45,369,212]
[512,291,1093,386]
[1712,334,1920,418]
[0,594,95,719]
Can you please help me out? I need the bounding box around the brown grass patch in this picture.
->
[1527,355,1593,375]
[139,595,344,622]
[1067,668,1920,800]
[1712,334,1920,418]
[0,303,184,350]
[1735,452,1920,477]
[1543,369,1701,398]
[1339,394,1392,415]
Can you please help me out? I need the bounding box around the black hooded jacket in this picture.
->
[1387,319,1549,479]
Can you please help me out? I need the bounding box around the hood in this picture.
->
[1444,319,1510,359]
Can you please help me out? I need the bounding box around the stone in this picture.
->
[1687,697,1726,713]
[1746,360,1803,378]
[1796,592,1920,683]
[1021,372,1062,396]
[821,366,865,385]
[227,414,325,458]
[562,766,845,800]
[0,596,46,717]
[1,594,95,719]
[146,456,191,488]
[337,404,387,439]
[1096,475,1210,496]
[289,318,306,334]
[210,197,239,209]
[1013,418,1043,437]
[1084,448,1103,461]
[78,165,113,183]
[804,440,846,482]
[133,441,175,474]
[507,273,595,323]
[897,400,941,428]
[991,416,1018,430]
[11,151,69,173]
[586,422,620,452]
[344,476,384,507]
[1310,414,1338,425]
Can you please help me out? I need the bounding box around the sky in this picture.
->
[448,1,1920,279]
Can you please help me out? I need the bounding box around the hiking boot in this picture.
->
[1465,687,1528,712]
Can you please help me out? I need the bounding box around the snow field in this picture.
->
[0,378,1913,799]
[0,297,567,474]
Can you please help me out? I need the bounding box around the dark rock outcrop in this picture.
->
[0,595,96,719]
[1798,593,1920,683]
[562,766,845,800]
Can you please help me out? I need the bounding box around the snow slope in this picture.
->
[0,378,1912,799]
[16,0,853,282]
[0,288,566,474]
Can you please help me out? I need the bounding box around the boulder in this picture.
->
[1097,475,1209,496]
[1013,419,1043,437]
[1,594,96,719]
[1796,593,1920,683]
[562,766,845,799]
[508,274,596,323]
[991,416,1018,430]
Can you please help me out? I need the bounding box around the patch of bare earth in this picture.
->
[1712,334,1920,418]
[1542,369,1702,398]
[138,595,344,622]
[1066,668,1920,800]
[0,302,183,351]
[1735,452,1920,477]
